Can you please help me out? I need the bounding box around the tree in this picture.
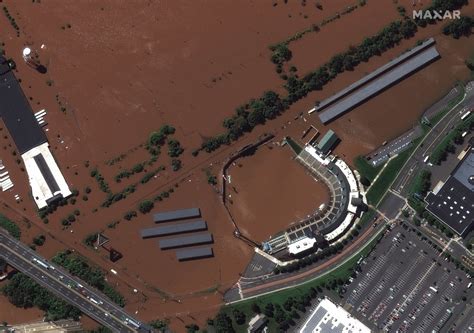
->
[185,324,199,333]
[171,159,182,171]
[138,200,154,214]
[232,309,246,325]
[271,44,292,65]
[214,312,235,333]
[33,234,46,246]
[443,16,474,39]
[168,139,184,157]
[149,131,166,146]
[264,303,274,317]
[251,302,261,314]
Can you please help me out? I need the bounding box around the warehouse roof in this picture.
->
[0,57,48,154]
[452,150,474,191]
[176,247,213,261]
[159,233,213,249]
[141,220,207,238]
[313,38,435,113]
[153,208,201,223]
[318,43,440,124]
[425,149,474,237]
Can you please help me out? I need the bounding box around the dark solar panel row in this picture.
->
[176,247,213,261]
[140,220,207,238]
[153,208,201,223]
[33,154,60,194]
[159,233,213,249]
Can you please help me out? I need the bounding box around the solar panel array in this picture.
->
[140,207,214,261]
[153,208,201,223]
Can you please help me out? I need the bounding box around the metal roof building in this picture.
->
[318,40,440,124]
[299,298,371,333]
[317,130,339,154]
[0,57,48,154]
[159,233,213,249]
[425,149,474,237]
[176,247,214,261]
[140,220,207,239]
[153,208,201,223]
[312,38,436,113]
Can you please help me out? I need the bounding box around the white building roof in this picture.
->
[300,298,371,333]
[288,237,317,255]
[21,142,71,209]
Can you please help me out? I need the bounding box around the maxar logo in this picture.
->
[413,10,461,20]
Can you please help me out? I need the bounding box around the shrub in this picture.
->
[138,200,154,214]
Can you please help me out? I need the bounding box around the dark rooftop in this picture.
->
[141,220,207,238]
[426,177,474,236]
[158,233,213,249]
[318,41,440,124]
[426,148,474,237]
[452,150,474,192]
[33,153,60,194]
[0,57,48,154]
[176,247,213,261]
[153,208,201,223]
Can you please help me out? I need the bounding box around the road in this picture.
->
[224,81,474,305]
[390,81,474,197]
[225,218,387,304]
[0,228,153,333]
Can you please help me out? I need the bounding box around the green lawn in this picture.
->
[366,139,420,206]
[222,230,383,332]
[354,156,383,182]
[425,84,465,127]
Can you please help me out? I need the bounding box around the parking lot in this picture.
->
[344,223,473,332]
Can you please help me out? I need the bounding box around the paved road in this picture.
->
[0,229,153,333]
[225,218,386,303]
[223,81,474,306]
[390,81,474,198]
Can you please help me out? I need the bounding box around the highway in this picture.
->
[0,228,153,333]
[390,81,474,197]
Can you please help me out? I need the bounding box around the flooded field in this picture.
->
[0,0,472,330]
[227,143,329,242]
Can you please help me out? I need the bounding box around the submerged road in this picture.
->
[0,228,152,333]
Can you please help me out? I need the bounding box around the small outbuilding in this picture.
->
[317,130,339,155]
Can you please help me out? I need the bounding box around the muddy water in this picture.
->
[227,143,329,241]
[0,0,472,330]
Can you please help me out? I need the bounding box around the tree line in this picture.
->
[52,250,125,307]
[2,273,81,321]
[196,0,470,155]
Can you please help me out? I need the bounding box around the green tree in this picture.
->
[214,312,235,333]
[138,200,154,214]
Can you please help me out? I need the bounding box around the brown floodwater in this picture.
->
[0,0,472,331]
[227,143,329,242]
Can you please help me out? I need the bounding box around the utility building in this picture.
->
[317,130,339,155]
